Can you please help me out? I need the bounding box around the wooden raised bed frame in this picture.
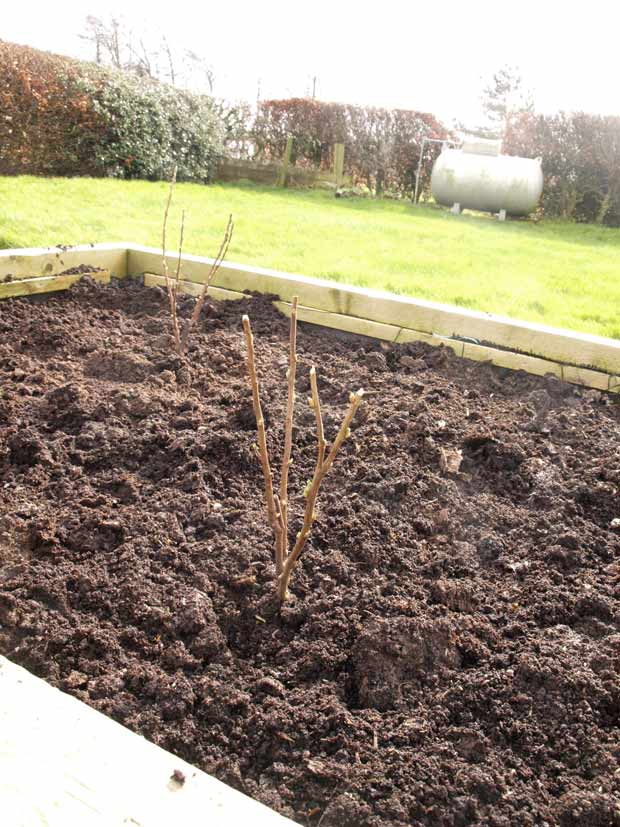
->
[1,241,619,824]
[1,242,619,392]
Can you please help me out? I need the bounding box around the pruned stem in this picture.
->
[242,314,284,564]
[243,306,364,604]
[180,214,234,353]
[162,165,181,353]
[161,167,233,356]
[277,378,364,602]
[277,296,299,573]
[175,210,186,290]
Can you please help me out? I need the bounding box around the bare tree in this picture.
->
[162,36,176,85]
[79,15,215,92]
[183,49,215,94]
[81,15,123,68]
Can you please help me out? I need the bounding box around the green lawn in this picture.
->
[1,175,619,338]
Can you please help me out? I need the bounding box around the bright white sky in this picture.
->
[3,0,619,125]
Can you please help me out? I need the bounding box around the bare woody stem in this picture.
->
[242,314,284,563]
[277,296,299,573]
[175,210,186,291]
[180,214,234,354]
[277,375,364,602]
[162,165,181,353]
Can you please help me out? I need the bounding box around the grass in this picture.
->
[1,175,619,338]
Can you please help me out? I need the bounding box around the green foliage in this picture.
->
[505,111,620,226]
[0,41,224,181]
[480,65,533,138]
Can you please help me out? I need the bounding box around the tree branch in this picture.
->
[161,165,181,353]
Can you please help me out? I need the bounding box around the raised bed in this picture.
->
[1,245,620,825]
[3,242,620,390]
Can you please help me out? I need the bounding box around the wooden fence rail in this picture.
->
[217,140,349,189]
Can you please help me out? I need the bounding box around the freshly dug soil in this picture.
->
[1,276,620,827]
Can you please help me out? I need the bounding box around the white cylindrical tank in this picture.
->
[431,147,543,216]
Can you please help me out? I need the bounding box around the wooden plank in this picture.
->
[145,272,467,346]
[130,248,416,322]
[146,272,474,350]
[144,273,402,341]
[127,245,620,375]
[0,270,110,299]
[0,245,613,392]
[146,270,467,356]
[216,159,280,185]
[143,273,244,303]
[0,656,295,827]
[0,243,127,281]
[462,341,563,378]
[395,327,465,356]
[214,159,347,188]
[277,302,401,341]
[141,269,617,392]
[561,364,611,392]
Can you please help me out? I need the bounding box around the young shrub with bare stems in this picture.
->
[242,298,365,602]
[161,166,234,355]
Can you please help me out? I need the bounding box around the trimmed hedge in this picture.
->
[0,41,224,181]
[252,98,449,196]
[4,41,620,226]
[504,111,620,226]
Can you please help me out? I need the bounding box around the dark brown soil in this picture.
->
[1,276,620,827]
[58,264,104,275]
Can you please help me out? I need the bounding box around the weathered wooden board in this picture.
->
[215,158,350,188]
[0,270,110,299]
[462,341,563,379]
[0,245,616,393]
[0,243,127,281]
[395,326,464,356]
[145,273,470,349]
[278,303,405,342]
[560,363,612,392]
[0,656,295,827]
[128,244,620,375]
[143,273,245,304]
[143,273,568,378]
[144,273,404,342]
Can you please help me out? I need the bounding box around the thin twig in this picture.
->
[175,209,186,290]
[277,376,364,602]
[162,165,181,352]
[180,214,234,353]
[277,296,299,573]
[243,311,365,603]
[242,314,284,563]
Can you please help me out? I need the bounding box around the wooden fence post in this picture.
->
[277,136,294,188]
[334,143,345,188]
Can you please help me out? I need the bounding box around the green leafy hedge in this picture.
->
[505,111,620,226]
[0,41,224,181]
[252,98,450,196]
